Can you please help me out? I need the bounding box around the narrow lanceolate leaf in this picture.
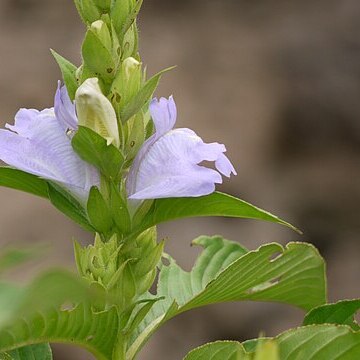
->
[136,192,301,234]
[72,127,124,179]
[0,167,48,199]
[120,67,175,123]
[47,183,94,232]
[51,50,78,100]
[87,187,114,234]
[2,343,52,360]
[128,237,325,359]
[303,299,360,331]
[185,325,360,360]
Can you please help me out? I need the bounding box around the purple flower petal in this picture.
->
[54,82,78,131]
[127,96,236,199]
[0,84,100,201]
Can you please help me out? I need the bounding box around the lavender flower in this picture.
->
[127,96,236,199]
[0,82,100,201]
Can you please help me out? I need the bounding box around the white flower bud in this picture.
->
[76,78,120,147]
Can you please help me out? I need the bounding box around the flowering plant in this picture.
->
[0,1,358,359]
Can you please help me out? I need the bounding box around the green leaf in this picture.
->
[185,325,360,360]
[0,304,118,360]
[87,187,114,234]
[0,268,119,360]
[109,183,131,233]
[184,339,280,360]
[111,0,132,36]
[2,344,52,360]
[276,324,360,359]
[136,192,301,234]
[47,183,94,232]
[74,0,101,24]
[303,299,360,331]
[128,237,325,358]
[92,0,111,12]
[0,167,48,199]
[120,67,175,123]
[82,29,115,82]
[72,126,124,179]
[184,341,246,360]
[118,0,143,39]
[0,269,93,328]
[50,50,78,100]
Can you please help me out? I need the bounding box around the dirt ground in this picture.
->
[0,0,359,359]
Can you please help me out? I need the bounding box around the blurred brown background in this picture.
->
[0,0,359,359]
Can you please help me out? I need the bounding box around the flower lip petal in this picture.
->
[215,153,237,177]
[150,95,177,138]
[0,84,100,201]
[127,96,236,200]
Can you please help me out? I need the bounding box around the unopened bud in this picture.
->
[90,20,112,51]
[76,78,120,147]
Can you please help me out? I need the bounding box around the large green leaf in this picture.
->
[128,236,326,359]
[0,167,48,199]
[303,299,360,331]
[2,344,52,360]
[0,304,118,360]
[135,192,301,234]
[184,324,360,360]
[0,269,118,359]
[184,340,279,360]
[184,341,246,360]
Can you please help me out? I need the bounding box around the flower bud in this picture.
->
[75,78,120,147]
[90,20,112,51]
[74,234,120,286]
[119,57,142,104]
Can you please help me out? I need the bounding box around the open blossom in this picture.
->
[127,96,236,199]
[0,82,100,201]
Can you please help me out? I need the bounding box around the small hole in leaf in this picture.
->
[61,301,76,311]
[162,257,170,267]
[85,335,94,342]
[246,277,282,294]
[269,252,283,262]
[354,311,360,325]
[107,68,113,74]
